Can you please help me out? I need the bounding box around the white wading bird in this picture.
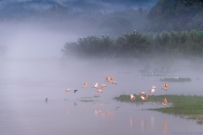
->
[92,83,98,89]
[149,86,156,93]
[149,88,155,93]
[140,92,148,101]
[130,94,136,100]
[112,81,117,85]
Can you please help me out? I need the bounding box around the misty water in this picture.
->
[0,0,203,134]
[0,57,203,135]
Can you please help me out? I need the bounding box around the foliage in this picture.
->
[62,31,151,59]
[147,0,203,32]
[62,30,203,59]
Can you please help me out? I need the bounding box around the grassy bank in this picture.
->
[114,94,203,124]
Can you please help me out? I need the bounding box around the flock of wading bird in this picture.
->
[130,82,168,106]
[64,76,168,106]
[65,76,117,94]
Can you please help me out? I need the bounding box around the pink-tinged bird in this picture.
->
[83,82,88,88]
[97,89,103,93]
[162,82,168,91]
[162,98,167,106]
[110,77,114,83]
[100,84,106,89]
[106,76,111,83]
[65,89,71,92]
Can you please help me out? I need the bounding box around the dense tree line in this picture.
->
[62,30,203,59]
[146,30,203,57]
[42,0,203,33]
[2,0,203,34]
[146,0,203,32]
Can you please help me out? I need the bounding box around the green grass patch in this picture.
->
[114,94,203,122]
[160,77,192,82]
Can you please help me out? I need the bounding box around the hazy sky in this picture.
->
[0,0,158,59]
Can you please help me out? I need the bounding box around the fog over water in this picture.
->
[0,1,203,135]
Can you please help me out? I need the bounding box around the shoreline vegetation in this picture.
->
[61,30,203,61]
[114,94,203,125]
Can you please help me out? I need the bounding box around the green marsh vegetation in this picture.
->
[114,94,203,124]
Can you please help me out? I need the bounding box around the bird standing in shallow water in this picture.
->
[162,82,168,91]
[162,98,167,106]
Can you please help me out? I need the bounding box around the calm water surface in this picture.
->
[0,58,203,135]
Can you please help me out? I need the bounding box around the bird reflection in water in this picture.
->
[74,101,77,106]
[100,101,104,106]
[163,119,167,135]
[94,109,114,118]
[130,118,136,133]
[150,116,154,129]
[130,118,135,128]
[65,109,70,114]
[94,109,102,115]
[83,105,87,112]
[140,119,147,132]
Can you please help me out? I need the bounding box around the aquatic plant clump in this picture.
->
[137,73,165,77]
[80,100,96,102]
[160,77,192,82]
